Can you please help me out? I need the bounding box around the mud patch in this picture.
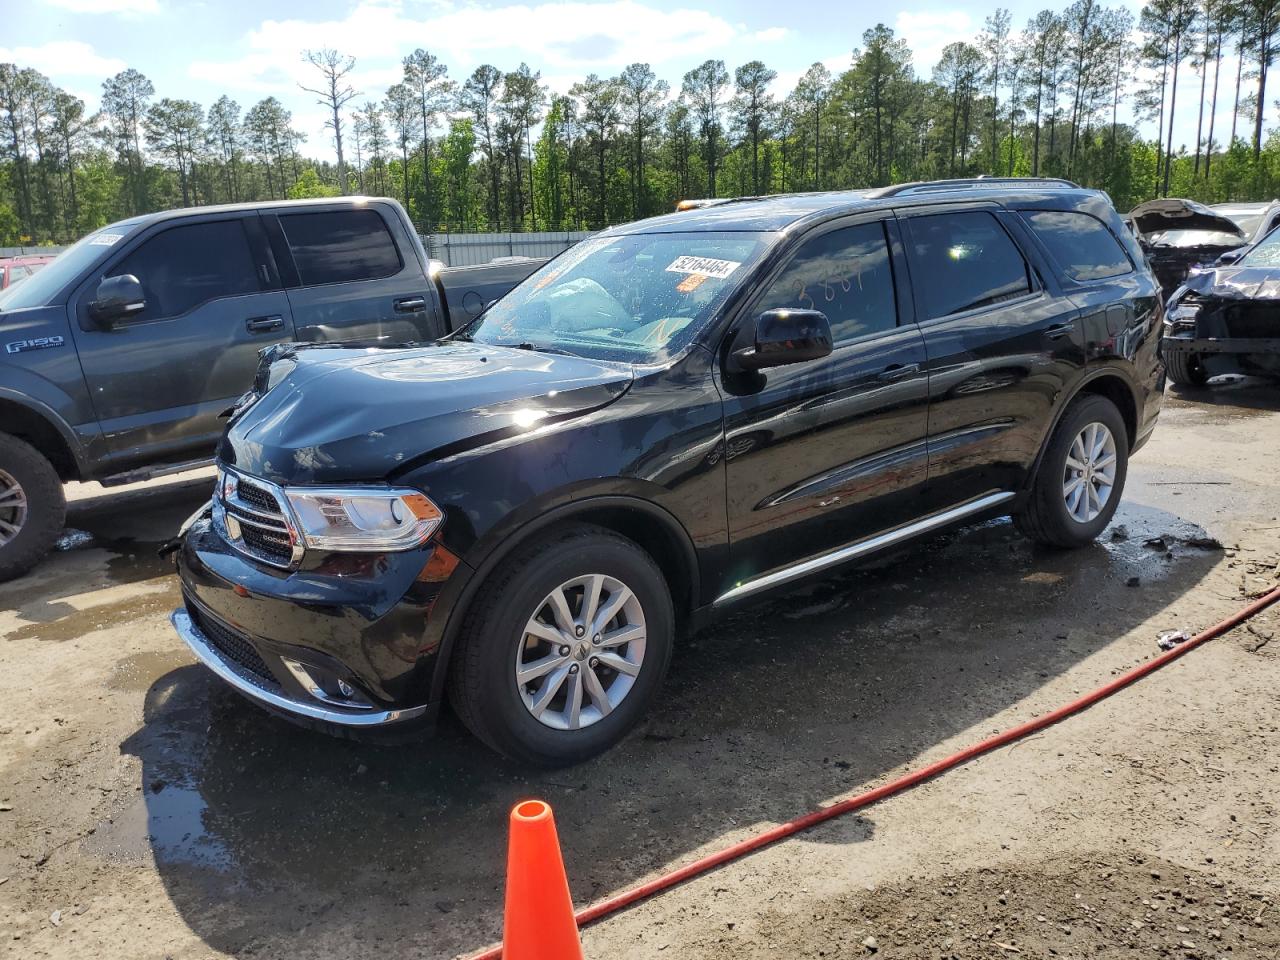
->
[6,584,180,643]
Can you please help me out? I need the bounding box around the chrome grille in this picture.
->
[215,468,302,569]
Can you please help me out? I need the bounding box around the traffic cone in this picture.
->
[502,799,584,960]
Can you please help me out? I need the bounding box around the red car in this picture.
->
[0,254,55,289]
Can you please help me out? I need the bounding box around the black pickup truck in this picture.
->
[0,197,538,580]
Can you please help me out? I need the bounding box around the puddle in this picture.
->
[83,784,233,871]
[55,528,96,551]
[107,650,193,691]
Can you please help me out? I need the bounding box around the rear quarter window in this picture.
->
[1022,210,1132,282]
[278,209,403,286]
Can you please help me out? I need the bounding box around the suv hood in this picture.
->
[219,341,634,484]
[1129,198,1245,240]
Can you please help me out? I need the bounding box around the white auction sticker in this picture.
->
[88,233,124,246]
[665,255,741,280]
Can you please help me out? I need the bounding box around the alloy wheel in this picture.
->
[514,573,647,731]
[0,469,28,547]
[1062,421,1118,524]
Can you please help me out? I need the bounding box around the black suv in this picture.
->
[172,178,1164,766]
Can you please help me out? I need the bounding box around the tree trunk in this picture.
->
[1207,26,1223,177]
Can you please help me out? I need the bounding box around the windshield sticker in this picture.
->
[675,273,708,293]
[88,233,124,246]
[665,255,741,280]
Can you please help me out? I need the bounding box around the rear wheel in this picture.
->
[1165,350,1209,387]
[448,524,674,766]
[0,432,66,582]
[1015,395,1129,548]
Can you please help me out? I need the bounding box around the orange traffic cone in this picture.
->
[502,800,584,960]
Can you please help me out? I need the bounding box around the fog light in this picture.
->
[337,679,355,699]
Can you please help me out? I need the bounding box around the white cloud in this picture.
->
[753,27,790,43]
[895,10,974,75]
[43,0,159,13]
[190,0,744,95]
[0,41,126,78]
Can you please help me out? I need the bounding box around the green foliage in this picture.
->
[6,6,1280,243]
[287,167,340,199]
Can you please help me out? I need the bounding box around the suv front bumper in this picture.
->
[171,606,428,727]
[172,512,467,731]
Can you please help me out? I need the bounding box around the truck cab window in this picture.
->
[107,219,261,321]
[278,209,402,285]
[757,222,897,342]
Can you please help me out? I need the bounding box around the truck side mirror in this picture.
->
[89,274,146,327]
[731,308,833,371]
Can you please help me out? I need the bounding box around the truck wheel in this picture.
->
[0,432,66,582]
[448,524,674,766]
[1015,395,1129,549]
[1165,350,1209,387]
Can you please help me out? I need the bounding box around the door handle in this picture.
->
[876,362,921,383]
[246,315,284,333]
[394,296,427,313]
[1045,320,1076,339]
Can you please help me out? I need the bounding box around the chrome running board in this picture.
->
[714,491,1016,606]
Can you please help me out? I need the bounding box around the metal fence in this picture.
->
[422,230,597,267]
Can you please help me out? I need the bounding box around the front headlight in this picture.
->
[283,486,442,552]
[1167,302,1200,323]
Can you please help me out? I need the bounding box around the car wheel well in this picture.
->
[1075,374,1137,450]
[554,505,697,624]
[0,400,79,481]
[433,499,699,705]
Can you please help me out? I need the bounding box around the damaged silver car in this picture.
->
[1163,227,1280,386]
[1128,198,1248,297]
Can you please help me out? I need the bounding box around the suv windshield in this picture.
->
[456,231,772,362]
[0,222,142,311]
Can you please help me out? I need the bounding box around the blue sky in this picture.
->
[7,0,1214,165]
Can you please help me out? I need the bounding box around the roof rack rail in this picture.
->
[873,177,1080,198]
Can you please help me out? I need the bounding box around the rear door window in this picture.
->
[107,219,261,321]
[1022,210,1132,281]
[757,221,897,343]
[278,209,402,286]
[905,212,1032,320]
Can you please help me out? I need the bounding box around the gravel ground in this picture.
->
[1,378,1278,960]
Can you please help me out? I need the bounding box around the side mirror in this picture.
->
[89,274,146,327]
[1215,249,1244,266]
[731,308,833,371]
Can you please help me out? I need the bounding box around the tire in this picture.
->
[1165,350,1209,387]
[0,432,66,582]
[447,524,674,766]
[1015,395,1129,549]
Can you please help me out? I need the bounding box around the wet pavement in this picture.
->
[2,378,1279,959]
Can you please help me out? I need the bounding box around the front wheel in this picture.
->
[1165,350,1209,387]
[1015,395,1129,548]
[448,525,674,766]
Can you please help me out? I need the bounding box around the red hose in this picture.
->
[469,583,1280,960]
